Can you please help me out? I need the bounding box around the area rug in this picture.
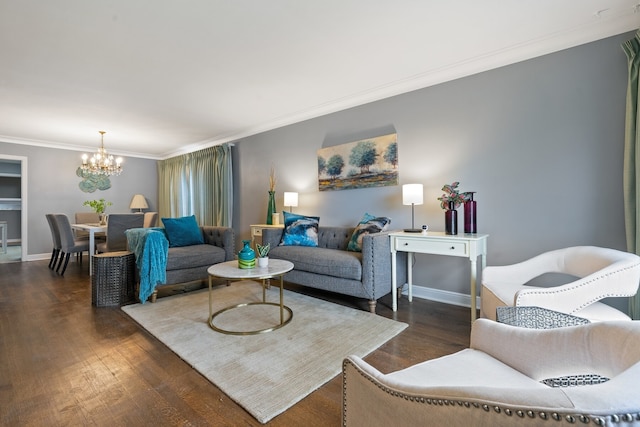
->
[122,283,407,423]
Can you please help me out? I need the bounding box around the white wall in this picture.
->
[233,32,634,313]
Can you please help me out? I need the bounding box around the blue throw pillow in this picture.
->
[161,215,204,247]
[280,211,319,247]
[347,213,391,252]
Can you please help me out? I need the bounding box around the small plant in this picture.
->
[437,182,469,210]
[83,198,112,214]
[256,243,270,258]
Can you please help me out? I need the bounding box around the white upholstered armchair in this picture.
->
[342,319,640,426]
[480,246,640,322]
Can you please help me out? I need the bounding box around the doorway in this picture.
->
[0,155,27,262]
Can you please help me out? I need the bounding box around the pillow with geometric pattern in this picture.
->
[347,213,391,252]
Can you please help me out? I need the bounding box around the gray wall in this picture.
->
[0,142,157,256]
[233,32,634,312]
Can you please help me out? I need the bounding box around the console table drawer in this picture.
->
[394,238,468,257]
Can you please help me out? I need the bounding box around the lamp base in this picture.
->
[403,228,422,233]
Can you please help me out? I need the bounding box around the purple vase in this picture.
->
[464,192,477,234]
[445,201,458,235]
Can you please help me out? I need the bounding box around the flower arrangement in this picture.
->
[256,243,270,258]
[83,198,112,214]
[437,182,469,210]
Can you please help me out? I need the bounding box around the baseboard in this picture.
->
[401,283,480,309]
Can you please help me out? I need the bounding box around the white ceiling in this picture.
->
[0,1,638,159]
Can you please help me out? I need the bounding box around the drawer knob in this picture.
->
[450,246,455,250]
[403,242,408,246]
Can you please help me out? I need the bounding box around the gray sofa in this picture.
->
[262,226,406,313]
[152,226,235,301]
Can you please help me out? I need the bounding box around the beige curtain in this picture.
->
[158,144,233,227]
[623,30,640,319]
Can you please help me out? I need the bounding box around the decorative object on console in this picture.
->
[283,191,298,212]
[80,131,123,176]
[438,181,468,235]
[280,211,319,247]
[402,183,423,232]
[129,194,148,212]
[161,215,204,247]
[317,133,398,191]
[83,198,112,225]
[347,213,391,252]
[266,166,277,225]
[445,201,458,235]
[238,240,256,269]
[463,191,477,233]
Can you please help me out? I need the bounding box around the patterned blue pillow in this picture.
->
[347,213,391,252]
[280,212,320,247]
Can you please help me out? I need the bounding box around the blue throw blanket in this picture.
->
[125,227,169,303]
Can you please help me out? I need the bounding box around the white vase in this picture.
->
[257,257,269,268]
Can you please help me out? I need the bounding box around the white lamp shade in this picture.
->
[129,194,149,210]
[284,192,299,207]
[402,184,424,205]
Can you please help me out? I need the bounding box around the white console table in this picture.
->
[250,224,284,246]
[390,231,489,321]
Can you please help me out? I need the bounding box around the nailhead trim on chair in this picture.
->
[342,358,640,426]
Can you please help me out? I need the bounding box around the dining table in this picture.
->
[71,223,107,275]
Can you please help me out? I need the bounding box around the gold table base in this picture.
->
[208,267,293,335]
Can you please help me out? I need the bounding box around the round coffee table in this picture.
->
[207,259,294,335]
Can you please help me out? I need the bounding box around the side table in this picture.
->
[389,231,488,321]
[250,224,284,246]
[92,251,136,307]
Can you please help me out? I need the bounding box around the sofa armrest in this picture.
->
[361,231,406,300]
[201,226,235,261]
[262,227,284,249]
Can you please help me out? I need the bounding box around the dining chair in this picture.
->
[96,214,144,253]
[74,212,105,241]
[53,214,90,275]
[45,214,61,269]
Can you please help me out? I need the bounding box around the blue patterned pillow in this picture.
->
[280,212,320,247]
[347,213,391,252]
[161,215,204,247]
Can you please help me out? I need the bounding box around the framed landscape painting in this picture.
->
[317,133,398,191]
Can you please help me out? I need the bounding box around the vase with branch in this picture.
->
[437,182,469,235]
[266,166,277,224]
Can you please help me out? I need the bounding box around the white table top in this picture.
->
[207,259,293,279]
[71,223,107,231]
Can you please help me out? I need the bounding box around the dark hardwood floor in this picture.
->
[0,258,472,426]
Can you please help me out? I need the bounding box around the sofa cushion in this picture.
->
[280,212,320,247]
[270,245,362,280]
[166,244,226,271]
[161,215,204,247]
[347,213,391,252]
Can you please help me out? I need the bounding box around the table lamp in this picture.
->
[129,194,148,212]
[402,184,423,232]
[284,192,298,213]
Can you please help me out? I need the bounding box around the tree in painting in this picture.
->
[384,142,398,168]
[318,156,326,176]
[326,154,345,178]
[349,141,378,174]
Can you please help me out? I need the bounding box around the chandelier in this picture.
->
[80,131,123,176]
